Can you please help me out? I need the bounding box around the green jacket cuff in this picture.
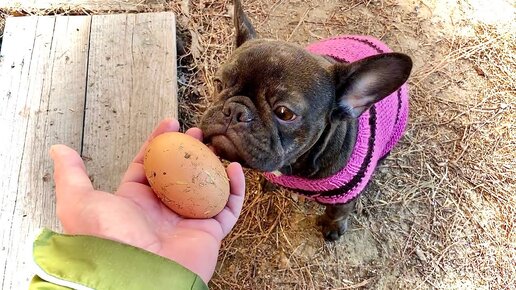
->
[30,228,208,290]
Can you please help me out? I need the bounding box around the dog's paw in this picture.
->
[316,214,349,241]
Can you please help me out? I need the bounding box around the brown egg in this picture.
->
[143,132,230,218]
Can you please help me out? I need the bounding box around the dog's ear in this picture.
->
[234,0,257,47]
[331,53,412,119]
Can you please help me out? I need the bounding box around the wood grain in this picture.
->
[1,0,164,12]
[0,12,177,289]
[83,12,177,192]
[0,20,39,289]
[0,15,91,289]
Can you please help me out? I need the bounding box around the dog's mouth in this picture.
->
[206,134,248,166]
[201,117,284,171]
[209,135,240,160]
[206,133,282,171]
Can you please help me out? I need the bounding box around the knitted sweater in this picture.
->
[263,35,409,205]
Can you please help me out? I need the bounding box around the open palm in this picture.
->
[51,119,245,283]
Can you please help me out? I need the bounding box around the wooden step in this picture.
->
[1,0,165,12]
[0,12,177,289]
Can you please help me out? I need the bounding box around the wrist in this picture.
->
[163,229,221,283]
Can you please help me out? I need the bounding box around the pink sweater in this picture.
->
[263,35,409,205]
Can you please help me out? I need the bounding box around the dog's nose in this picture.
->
[223,102,254,123]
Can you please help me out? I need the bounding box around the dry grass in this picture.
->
[192,1,516,289]
[1,0,514,289]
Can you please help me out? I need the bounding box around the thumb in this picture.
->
[50,144,94,208]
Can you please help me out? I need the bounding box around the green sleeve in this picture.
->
[29,228,208,290]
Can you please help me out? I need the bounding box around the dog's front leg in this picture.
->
[317,199,357,241]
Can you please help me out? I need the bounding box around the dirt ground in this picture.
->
[1,0,514,289]
[178,1,515,289]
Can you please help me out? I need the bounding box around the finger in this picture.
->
[132,118,180,165]
[116,181,156,202]
[185,127,203,141]
[184,128,218,154]
[123,124,202,185]
[50,144,94,211]
[214,162,246,237]
[225,163,246,212]
[122,119,179,185]
[120,162,148,185]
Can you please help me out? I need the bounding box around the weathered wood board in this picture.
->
[0,12,177,289]
[1,0,165,12]
[83,13,177,192]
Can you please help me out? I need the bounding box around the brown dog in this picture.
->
[200,0,412,241]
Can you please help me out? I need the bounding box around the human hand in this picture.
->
[50,118,245,283]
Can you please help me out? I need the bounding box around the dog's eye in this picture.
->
[274,106,297,121]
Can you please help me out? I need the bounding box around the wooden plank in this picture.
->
[0,20,40,287]
[0,12,177,288]
[83,12,177,192]
[0,15,91,289]
[1,0,165,12]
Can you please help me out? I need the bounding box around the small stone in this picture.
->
[415,246,427,262]
[278,252,290,269]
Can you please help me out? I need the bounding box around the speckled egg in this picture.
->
[143,132,230,218]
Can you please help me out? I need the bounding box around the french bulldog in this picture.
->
[200,0,413,241]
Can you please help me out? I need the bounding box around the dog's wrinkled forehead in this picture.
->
[219,39,331,93]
